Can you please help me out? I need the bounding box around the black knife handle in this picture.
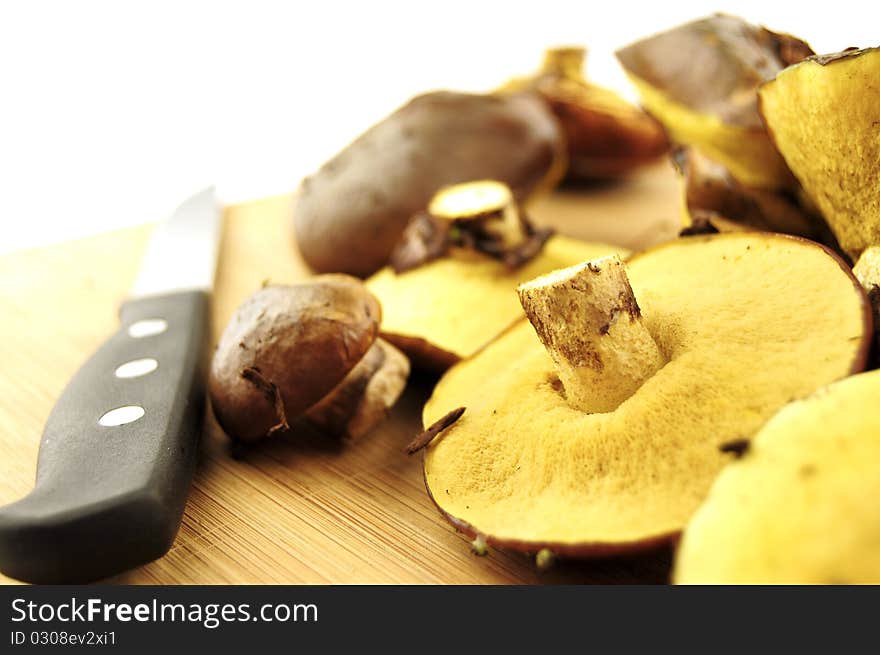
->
[0,290,209,583]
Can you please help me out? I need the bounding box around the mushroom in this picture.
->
[616,14,813,189]
[675,369,880,584]
[852,246,880,366]
[672,148,826,241]
[420,233,869,557]
[500,47,669,182]
[292,91,566,278]
[759,47,880,262]
[366,181,626,370]
[208,275,409,443]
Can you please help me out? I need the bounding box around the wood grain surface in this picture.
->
[0,162,681,584]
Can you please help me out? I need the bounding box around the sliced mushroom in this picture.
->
[675,370,880,584]
[759,47,880,262]
[208,276,408,443]
[616,14,813,189]
[422,233,869,557]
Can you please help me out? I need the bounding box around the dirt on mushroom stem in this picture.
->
[517,255,665,413]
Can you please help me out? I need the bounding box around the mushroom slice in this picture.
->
[759,47,880,262]
[366,235,626,371]
[423,233,869,556]
[675,369,880,584]
[616,14,813,189]
[305,338,409,441]
[208,275,408,443]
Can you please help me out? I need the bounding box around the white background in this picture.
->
[0,1,877,253]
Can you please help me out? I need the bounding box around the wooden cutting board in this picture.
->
[0,163,682,585]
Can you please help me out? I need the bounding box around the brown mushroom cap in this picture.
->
[208,275,381,442]
[673,147,826,240]
[292,91,566,277]
[501,47,670,181]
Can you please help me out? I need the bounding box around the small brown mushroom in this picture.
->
[208,275,409,443]
[501,46,669,182]
[304,338,409,441]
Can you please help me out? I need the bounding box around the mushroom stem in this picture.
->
[541,46,586,79]
[517,255,664,413]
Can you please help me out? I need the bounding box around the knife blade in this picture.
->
[0,187,220,583]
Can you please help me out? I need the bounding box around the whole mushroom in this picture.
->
[292,91,566,278]
[209,275,409,444]
[501,46,669,182]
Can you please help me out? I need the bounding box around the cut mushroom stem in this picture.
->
[540,46,587,79]
[429,180,526,249]
[517,255,665,413]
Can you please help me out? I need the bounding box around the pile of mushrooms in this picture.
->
[207,13,880,583]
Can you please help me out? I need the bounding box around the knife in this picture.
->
[0,187,220,583]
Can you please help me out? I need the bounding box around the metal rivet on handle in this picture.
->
[98,406,145,427]
[114,358,159,379]
[128,319,167,338]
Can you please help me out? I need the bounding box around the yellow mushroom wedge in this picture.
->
[675,369,880,584]
[422,233,869,556]
[368,236,626,370]
[616,14,813,190]
[759,47,880,262]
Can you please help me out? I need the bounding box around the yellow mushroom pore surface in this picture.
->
[626,75,791,190]
[367,235,626,361]
[675,369,880,584]
[423,233,868,549]
[759,49,880,260]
